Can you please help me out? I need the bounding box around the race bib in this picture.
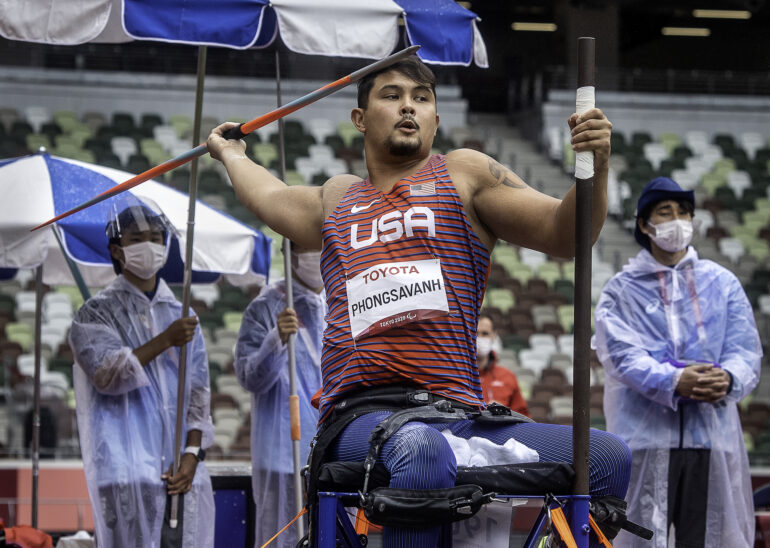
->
[346,259,450,339]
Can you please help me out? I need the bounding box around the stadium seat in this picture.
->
[24,106,51,133]
[169,114,192,138]
[484,288,515,312]
[658,132,682,155]
[718,237,745,264]
[336,122,359,147]
[642,142,668,170]
[740,132,766,160]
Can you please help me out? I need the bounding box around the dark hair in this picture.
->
[356,56,437,109]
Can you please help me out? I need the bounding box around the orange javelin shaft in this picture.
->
[31,45,420,231]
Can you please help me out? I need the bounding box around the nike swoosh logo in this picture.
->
[351,198,382,214]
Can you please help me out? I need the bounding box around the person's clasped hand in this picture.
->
[676,363,730,403]
[277,308,299,345]
[162,453,198,495]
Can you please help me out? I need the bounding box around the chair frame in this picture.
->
[314,491,591,548]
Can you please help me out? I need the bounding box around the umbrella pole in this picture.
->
[50,225,91,301]
[571,37,595,548]
[31,264,43,528]
[169,44,207,530]
[275,49,306,542]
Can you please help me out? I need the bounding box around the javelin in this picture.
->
[31,45,420,231]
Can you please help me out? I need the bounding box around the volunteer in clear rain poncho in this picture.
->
[234,241,325,547]
[70,204,215,548]
[593,177,762,548]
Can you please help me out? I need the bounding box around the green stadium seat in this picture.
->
[253,142,278,167]
[52,142,82,160]
[169,114,192,138]
[222,311,244,332]
[54,110,79,134]
[658,132,682,155]
[484,288,515,312]
[536,262,563,287]
[337,122,359,147]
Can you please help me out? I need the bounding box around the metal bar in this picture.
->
[568,495,592,548]
[31,265,43,528]
[169,44,207,529]
[571,36,595,548]
[274,48,306,541]
[317,494,337,548]
[31,45,420,232]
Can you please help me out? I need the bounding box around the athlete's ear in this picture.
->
[434,114,440,136]
[351,108,365,133]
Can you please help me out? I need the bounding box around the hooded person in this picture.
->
[592,177,762,547]
[233,240,326,547]
[69,203,215,548]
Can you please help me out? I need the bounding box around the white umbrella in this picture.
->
[0,152,271,287]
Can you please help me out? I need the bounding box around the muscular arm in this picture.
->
[207,122,325,249]
[451,108,611,258]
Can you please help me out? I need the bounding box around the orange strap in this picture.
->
[589,514,613,548]
[550,505,578,548]
[289,394,301,441]
[355,508,370,536]
[260,507,307,548]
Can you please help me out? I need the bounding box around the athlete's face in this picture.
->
[352,71,439,158]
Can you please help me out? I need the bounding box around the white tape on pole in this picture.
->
[575,85,595,180]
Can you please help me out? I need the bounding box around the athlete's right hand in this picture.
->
[207,122,248,163]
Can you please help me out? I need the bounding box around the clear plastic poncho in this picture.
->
[70,275,215,548]
[233,280,325,548]
[593,247,761,547]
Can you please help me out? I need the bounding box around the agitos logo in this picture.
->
[350,206,435,249]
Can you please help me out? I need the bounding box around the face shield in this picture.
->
[105,199,174,277]
[105,199,173,242]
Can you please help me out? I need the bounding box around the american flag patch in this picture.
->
[409,181,436,196]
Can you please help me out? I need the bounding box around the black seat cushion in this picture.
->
[317,461,575,498]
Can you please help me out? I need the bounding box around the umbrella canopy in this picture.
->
[0,152,271,287]
[0,0,488,67]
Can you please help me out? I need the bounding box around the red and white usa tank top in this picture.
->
[319,154,490,421]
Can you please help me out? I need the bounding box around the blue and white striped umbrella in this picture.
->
[0,152,272,286]
[0,0,488,67]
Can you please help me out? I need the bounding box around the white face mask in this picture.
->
[292,251,323,289]
[647,219,693,253]
[121,241,166,280]
[476,336,494,361]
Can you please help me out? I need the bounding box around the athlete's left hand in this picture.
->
[567,108,612,168]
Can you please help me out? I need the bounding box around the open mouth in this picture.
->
[396,119,418,130]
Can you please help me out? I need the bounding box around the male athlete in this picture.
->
[208,55,631,547]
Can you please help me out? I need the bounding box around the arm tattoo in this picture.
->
[487,159,527,189]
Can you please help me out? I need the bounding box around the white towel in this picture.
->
[441,430,539,467]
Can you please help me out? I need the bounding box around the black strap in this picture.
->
[590,495,654,541]
[361,400,472,499]
[361,485,496,528]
